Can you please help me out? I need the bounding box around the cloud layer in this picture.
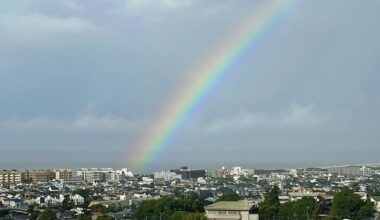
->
[0,0,379,171]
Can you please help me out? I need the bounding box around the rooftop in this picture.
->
[205,201,255,211]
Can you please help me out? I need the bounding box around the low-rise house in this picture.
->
[71,194,85,206]
[9,198,25,208]
[35,195,61,207]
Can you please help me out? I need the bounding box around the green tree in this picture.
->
[327,188,374,220]
[96,215,115,220]
[60,195,74,212]
[91,204,109,214]
[170,211,207,220]
[39,209,56,220]
[27,205,39,220]
[259,186,280,220]
[217,191,240,202]
[132,195,210,219]
[278,197,317,220]
[357,198,376,219]
[78,215,92,220]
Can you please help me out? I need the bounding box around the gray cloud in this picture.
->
[0,0,379,170]
[0,114,145,134]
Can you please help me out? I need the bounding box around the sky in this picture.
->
[0,0,379,172]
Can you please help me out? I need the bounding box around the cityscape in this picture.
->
[1,165,380,219]
[1,0,380,220]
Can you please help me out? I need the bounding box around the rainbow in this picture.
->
[129,0,296,170]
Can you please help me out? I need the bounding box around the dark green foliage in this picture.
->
[39,209,56,220]
[259,186,318,220]
[78,214,92,220]
[217,191,240,202]
[27,205,39,220]
[259,186,280,220]
[96,215,115,220]
[357,199,376,219]
[278,197,317,220]
[91,204,111,214]
[170,211,207,220]
[60,195,74,212]
[369,191,380,196]
[327,188,374,220]
[132,195,210,220]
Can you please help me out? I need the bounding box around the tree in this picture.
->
[278,197,317,220]
[357,198,376,219]
[60,195,74,212]
[91,204,109,214]
[27,205,39,220]
[78,215,92,220]
[170,211,207,220]
[259,186,281,220]
[39,209,56,220]
[132,195,210,219]
[96,215,115,220]
[327,188,374,220]
[217,191,240,202]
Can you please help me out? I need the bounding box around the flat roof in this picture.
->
[205,201,254,211]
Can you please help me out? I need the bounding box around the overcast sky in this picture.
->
[0,0,379,172]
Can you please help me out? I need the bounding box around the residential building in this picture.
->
[54,169,73,181]
[154,170,182,181]
[170,167,206,180]
[328,166,372,176]
[205,201,259,220]
[77,168,114,182]
[0,170,22,185]
[22,169,55,183]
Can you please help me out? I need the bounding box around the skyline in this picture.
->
[1,0,380,172]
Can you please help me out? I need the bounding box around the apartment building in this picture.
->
[77,168,114,182]
[23,170,55,183]
[54,169,73,181]
[0,170,22,185]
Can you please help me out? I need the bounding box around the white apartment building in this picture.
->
[154,170,182,181]
[77,168,114,182]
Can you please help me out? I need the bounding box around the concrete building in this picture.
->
[205,201,259,220]
[54,169,73,181]
[328,166,372,176]
[22,170,55,183]
[154,170,182,181]
[0,170,22,185]
[170,167,206,180]
[77,168,114,182]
